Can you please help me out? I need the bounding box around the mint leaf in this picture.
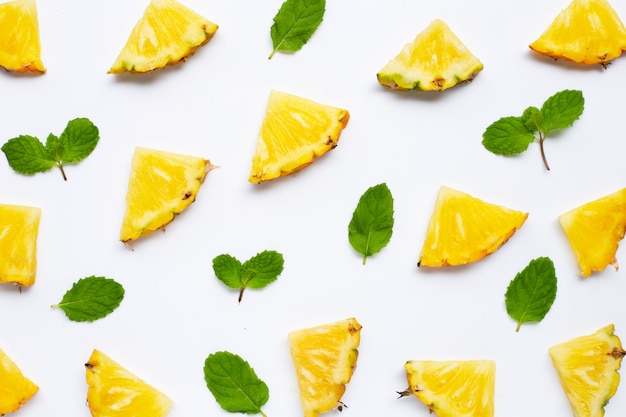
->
[540,89,584,133]
[1,135,56,174]
[1,117,100,180]
[505,257,557,332]
[269,0,325,59]
[481,116,535,155]
[212,250,284,302]
[482,90,584,170]
[51,276,125,322]
[348,183,394,264]
[204,351,269,416]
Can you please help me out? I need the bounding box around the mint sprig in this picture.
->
[212,250,284,302]
[204,351,269,416]
[482,90,584,170]
[51,276,124,322]
[505,257,557,332]
[269,0,326,59]
[1,117,99,180]
[348,183,394,264]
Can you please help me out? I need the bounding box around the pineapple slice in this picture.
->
[288,318,361,417]
[0,203,41,287]
[0,0,45,73]
[85,349,173,417]
[529,0,626,67]
[558,188,626,277]
[0,347,38,415]
[249,90,350,184]
[120,147,215,245]
[549,324,625,417]
[377,19,483,92]
[401,359,496,417]
[418,186,528,267]
[109,0,218,73]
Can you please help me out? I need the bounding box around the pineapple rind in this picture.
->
[249,90,350,184]
[109,0,218,73]
[0,0,45,73]
[529,0,626,65]
[558,188,626,277]
[549,324,624,417]
[0,347,39,415]
[289,318,361,417]
[0,204,41,287]
[377,19,483,92]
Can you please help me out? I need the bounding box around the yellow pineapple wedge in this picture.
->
[418,186,528,267]
[529,0,626,67]
[549,324,625,417]
[288,318,361,417]
[120,147,215,246]
[0,203,41,287]
[109,0,218,73]
[85,349,173,417]
[249,90,350,184]
[377,19,483,92]
[558,188,626,277]
[0,0,45,73]
[400,359,496,417]
[0,347,38,415]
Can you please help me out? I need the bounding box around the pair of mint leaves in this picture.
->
[1,117,99,180]
[482,89,584,170]
[269,0,325,59]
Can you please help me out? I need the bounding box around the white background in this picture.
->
[1,0,625,416]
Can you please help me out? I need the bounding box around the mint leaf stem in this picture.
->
[538,134,550,171]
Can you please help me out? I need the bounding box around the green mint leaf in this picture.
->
[482,116,535,155]
[521,106,543,133]
[269,0,325,59]
[212,250,284,302]
[505,257,557,332]
[348,183,394,265]
[45,133,63,162]
[1,135,56,175]
[540,89,584,134]
[51,276,125,322]
[204,351,269,416]
[58,117,100,163]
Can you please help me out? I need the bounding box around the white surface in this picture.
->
[1,0,625,416]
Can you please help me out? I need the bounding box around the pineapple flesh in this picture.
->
[549,324,625,417]
[109,0,218,73]
[558,188,626,277]
[377,19,483,92]
[0,203,41,287]
[402,359,496,417]
[85,349,173,417]
[418,186,528,267]
[0,0,45,73]
[529,0,626,66]
[0,347,38,415]
[119,147,215,245]
[249,90,350,184]
[288,318,361,417]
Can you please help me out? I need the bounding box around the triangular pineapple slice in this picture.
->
[120,147,215,245]
[249,90,350,184]
[85,349,173,417]
[0,0,45,73]
[377,19,483,92]
[402,359,496,417]
[529,0,626,66]
[0,347,38,415]
[0,203,41,287]
[418,186,528,267]
[109,0,218,73]
[558,188,626,277]
[549,324,625,417]
[288,318,361,417]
